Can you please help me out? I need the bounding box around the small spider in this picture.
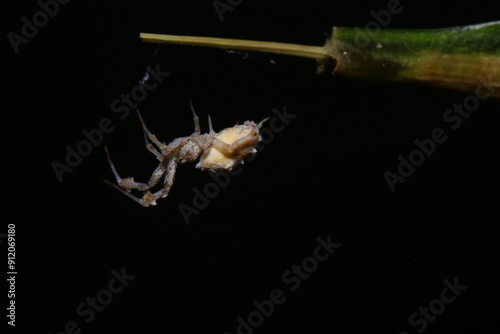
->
[104,102,269,207]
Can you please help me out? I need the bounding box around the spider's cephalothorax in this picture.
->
[104,102,269,207]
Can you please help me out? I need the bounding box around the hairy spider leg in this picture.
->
[200,114,216,149]
[160,157,177,198]
[140,157,178,206]
[142,130,163,161]
[256,117,271,131]
[136,109,170,154]
[134,109,163,161]
[103,178,145,205]
[104,145,168,192]
[116,157,178,207]
[189,100,201,135]
[211,117,270,153]
[190,101,217,149]
[104,145,129,191]
[104,148,177,207]
[208,115,213,133]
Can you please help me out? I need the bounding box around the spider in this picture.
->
[104,102,269,207]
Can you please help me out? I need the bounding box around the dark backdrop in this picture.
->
[4,0,500,333]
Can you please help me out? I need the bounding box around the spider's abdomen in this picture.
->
[196,122,260,172]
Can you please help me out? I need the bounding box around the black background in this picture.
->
[4,0,500,333]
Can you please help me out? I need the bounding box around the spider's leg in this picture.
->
[104,179,161,207]
[211,137,235,154]
[104,146,129,192]
[142,131,163,161]
[189,100,201,135]
[211,134,257,154]
[138,159,178,206]
[208,115,214,134]
[195,114,217,150]
[105,145,168,192]
[136,109,168,152]
[256,117,271,131]
[161,158,177,198]
[103,162,173,207]
[103,179,146,205]
[120,161,168,192]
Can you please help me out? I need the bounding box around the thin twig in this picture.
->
[140,33,327,60]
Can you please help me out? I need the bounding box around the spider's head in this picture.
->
[178,141,203,164]
[196,118,269,172]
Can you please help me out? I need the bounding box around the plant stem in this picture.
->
[140,20,500,97]
[140,33,326,60]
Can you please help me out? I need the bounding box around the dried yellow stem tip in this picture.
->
[140,33,327,60]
